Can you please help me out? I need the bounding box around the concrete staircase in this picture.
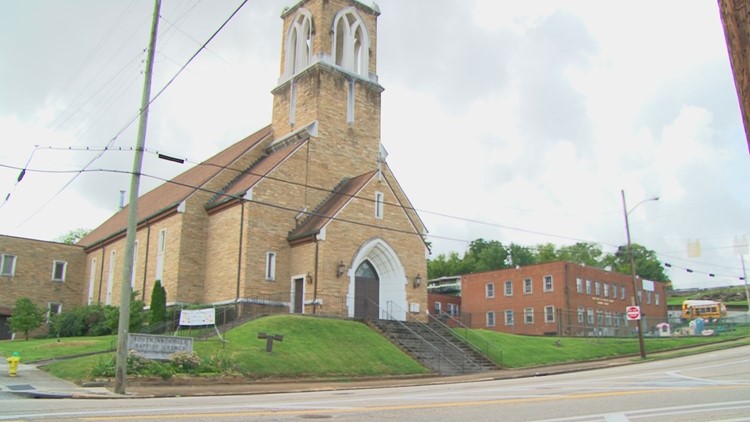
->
[370,318,500,375]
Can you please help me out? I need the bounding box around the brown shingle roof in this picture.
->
[288,170,377,242]
[79,125,273,248]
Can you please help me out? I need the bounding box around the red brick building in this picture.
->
[460,261,668,337]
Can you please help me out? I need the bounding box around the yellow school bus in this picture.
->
[680,300,727,321]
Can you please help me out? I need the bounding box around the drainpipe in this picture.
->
[313,236,319,315]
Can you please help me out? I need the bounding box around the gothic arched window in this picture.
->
[332,8,369,78]
[284,9,314,77]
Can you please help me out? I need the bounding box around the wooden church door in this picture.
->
[293,277,304,313]
[354,260,380,320]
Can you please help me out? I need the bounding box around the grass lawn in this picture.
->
[2,314,747,383]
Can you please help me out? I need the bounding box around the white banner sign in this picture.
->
[179,308,215,326]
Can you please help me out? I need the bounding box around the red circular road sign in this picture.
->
[626,306,641,320]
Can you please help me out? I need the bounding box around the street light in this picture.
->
[621,190,659,359]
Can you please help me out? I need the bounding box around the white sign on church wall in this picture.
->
[179,308,216,326]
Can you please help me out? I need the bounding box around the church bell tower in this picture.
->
[271,0,384,195]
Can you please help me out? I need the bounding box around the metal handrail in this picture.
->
[429,311,503,367]
[384,300,477,373]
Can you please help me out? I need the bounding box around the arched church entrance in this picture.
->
[354,261,379,320]
[347,238,407,321]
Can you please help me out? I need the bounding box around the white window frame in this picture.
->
[486,311,495,327]
[87,258,97,305]
[523,278,532,294]
[447,303,459,317]
[524,307,534,325]
[655,293,660,305]
[543,275,553,292]
[1,254,16,276]
[585,279,591,295]
[545,305,555,323]
[595,281,601,296]
[332,7,370,77]
[587,307,594,324]
[131,241,138,288]
[47,302,62,322]
[504,280,513,296]
[51,260,67,282]
[265,251,277,281]
[577,306,584,323]
[504,309,514,326]
[374,191,384,219]
[621,286,626,300]
[603,282,609,297]
[284,9,314,77]
[576,278,582,293]
[485,283,495,299]
[434,301,442,314]
[155,229,167,282]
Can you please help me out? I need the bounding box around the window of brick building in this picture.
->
[577,306,584,323]
[52,260,67,282]
[1,254,17,276]
[374,191,384,219]
[621,286,626,300]
[504,309,514,326]
[603,283,609,297]
[523,278,532,294]
[545,305,555,322]
[543,275,553,292]
[587,307,594,324]
[585,279,592,294]
[524,307,534,324]
[595,281,601,296]
[485,283,494,298]
[486,311,495,327]
[47,303,62,322]
[576,278,582,293]
[504,280,513,296]
[447,303,459,316]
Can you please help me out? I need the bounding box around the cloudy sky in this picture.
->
[1,0,748,290]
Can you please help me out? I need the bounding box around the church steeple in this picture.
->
[271,0,384,196]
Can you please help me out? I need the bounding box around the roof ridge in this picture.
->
[294,176,352,228]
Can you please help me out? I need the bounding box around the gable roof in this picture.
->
[288,170,377,243]
[79,125,273,248]
[206,135,309,211]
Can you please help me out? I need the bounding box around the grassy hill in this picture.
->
[1,314,748,383]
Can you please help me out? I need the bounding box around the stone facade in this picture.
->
[0,235,86,339]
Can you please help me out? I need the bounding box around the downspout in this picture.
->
[236,200,245,312]
[141,224,151,302]
[313,236,319,315]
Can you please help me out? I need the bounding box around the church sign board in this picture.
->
[127,333,193,360]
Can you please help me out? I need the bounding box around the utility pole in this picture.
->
[114,0,161,395]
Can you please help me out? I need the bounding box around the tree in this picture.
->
[466,239,510,272]
[149,280,167,326]
[8,297,45,340]
[55,228,91,245]
[603,243,669,282]
[507,243,536,267]
[557,242,604,267]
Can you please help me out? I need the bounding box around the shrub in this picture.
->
[200,352,237,375]
[169,351,202,374]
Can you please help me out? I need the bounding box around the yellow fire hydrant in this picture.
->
[7,352,20,377]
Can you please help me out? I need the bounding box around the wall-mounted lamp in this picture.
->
[336,261,346,278]
[413,273,422,288]
[306,273,313,284]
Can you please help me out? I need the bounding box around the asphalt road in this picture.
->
[1,345,749,421]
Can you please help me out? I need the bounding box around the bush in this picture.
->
[169,351,202,374]
[90,351,174,380]
[49,305,110,337]
[200,352,237,375]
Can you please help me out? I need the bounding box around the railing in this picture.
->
[430,311,503,367]
[383,300,477,374]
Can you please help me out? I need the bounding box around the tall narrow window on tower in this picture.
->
[333,8,369,78]
[284,9,314,78]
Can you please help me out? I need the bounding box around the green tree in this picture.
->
[105,291,147,333]
[557,242,604,267]
[535,243,559,263]
[428,251,474,279]
[55,228,91,245]
[149,280,167,326]
[507,243,536,267]
[602,243,669,282]
[8,297,45,340]
[466,239,510,272]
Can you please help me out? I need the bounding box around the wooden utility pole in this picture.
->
[115,0,161,395]
[717,0,750,154]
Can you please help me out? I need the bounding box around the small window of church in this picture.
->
[266,251,276,281]
[374,191,384,219]
[52,260,67,282]
[284,10,314,77]
[333,8,369,77]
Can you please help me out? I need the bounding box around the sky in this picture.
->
[1,0,748,291]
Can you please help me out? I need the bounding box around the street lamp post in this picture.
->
[621,190,659,359]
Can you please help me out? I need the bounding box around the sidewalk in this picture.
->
[0,357,636,399]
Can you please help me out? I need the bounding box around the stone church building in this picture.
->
[0,0,429,334]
